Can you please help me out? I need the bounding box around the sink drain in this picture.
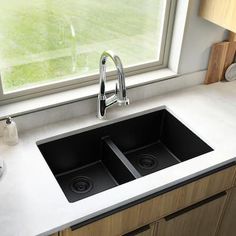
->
[137,154,158,170]
[70,176,93,194]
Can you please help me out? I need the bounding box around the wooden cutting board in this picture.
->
[229,32,236,42]
[223,41,236,79]
[204,42,229,84]
[205,32,236,84]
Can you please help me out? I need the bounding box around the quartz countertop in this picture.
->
[1,81,236,236]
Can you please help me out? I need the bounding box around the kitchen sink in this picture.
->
[37,109,213,202]
[37,135,139,202]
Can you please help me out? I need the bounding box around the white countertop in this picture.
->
[1,81,236,236]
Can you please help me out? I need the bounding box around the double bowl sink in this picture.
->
[37,109,213,203]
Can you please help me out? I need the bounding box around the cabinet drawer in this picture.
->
[217,187,236,236]
[155,192,227,236]
[62,165,236,236]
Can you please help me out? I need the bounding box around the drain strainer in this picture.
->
[70,176,93,194]
[137,154,158,170]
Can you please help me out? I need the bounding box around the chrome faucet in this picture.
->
[97,50,130,119]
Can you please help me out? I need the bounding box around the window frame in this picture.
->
[0,0,177,104]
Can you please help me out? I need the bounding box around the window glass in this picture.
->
[0,0,166,92]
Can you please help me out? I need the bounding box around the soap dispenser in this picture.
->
[3,117,19,146]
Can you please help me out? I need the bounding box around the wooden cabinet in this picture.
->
[155,192,227,236]
[217,187,236,236]
[53,165,236,236]
[60,223,157,236]
[199,0,236,33]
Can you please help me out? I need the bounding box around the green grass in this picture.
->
[0,0,163,92]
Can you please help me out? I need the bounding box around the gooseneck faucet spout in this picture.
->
[97,50,130,119]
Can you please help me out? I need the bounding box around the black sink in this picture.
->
[37,109,213,202]
[38,135,139,202]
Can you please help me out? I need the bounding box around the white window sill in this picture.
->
[0,68,177,120]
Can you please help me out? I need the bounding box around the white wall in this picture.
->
[178,0,228,74]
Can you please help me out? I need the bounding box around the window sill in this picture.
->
[0,68,177,120]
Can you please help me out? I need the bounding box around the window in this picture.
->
[0,0,176,101]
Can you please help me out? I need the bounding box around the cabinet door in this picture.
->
[155,192,227,236]
[199,0,236,32]
[217,187,236,236]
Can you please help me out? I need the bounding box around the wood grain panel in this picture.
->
[61,166,236,236]
[229,32,236,42]
[234,165,236,187]
[217,187,236,236]
[204,42,229,84]
[222,41,236,80]
[199,0,236,33]
[155,193,227,236]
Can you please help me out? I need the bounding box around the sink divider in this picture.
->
[103,137,141,180]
